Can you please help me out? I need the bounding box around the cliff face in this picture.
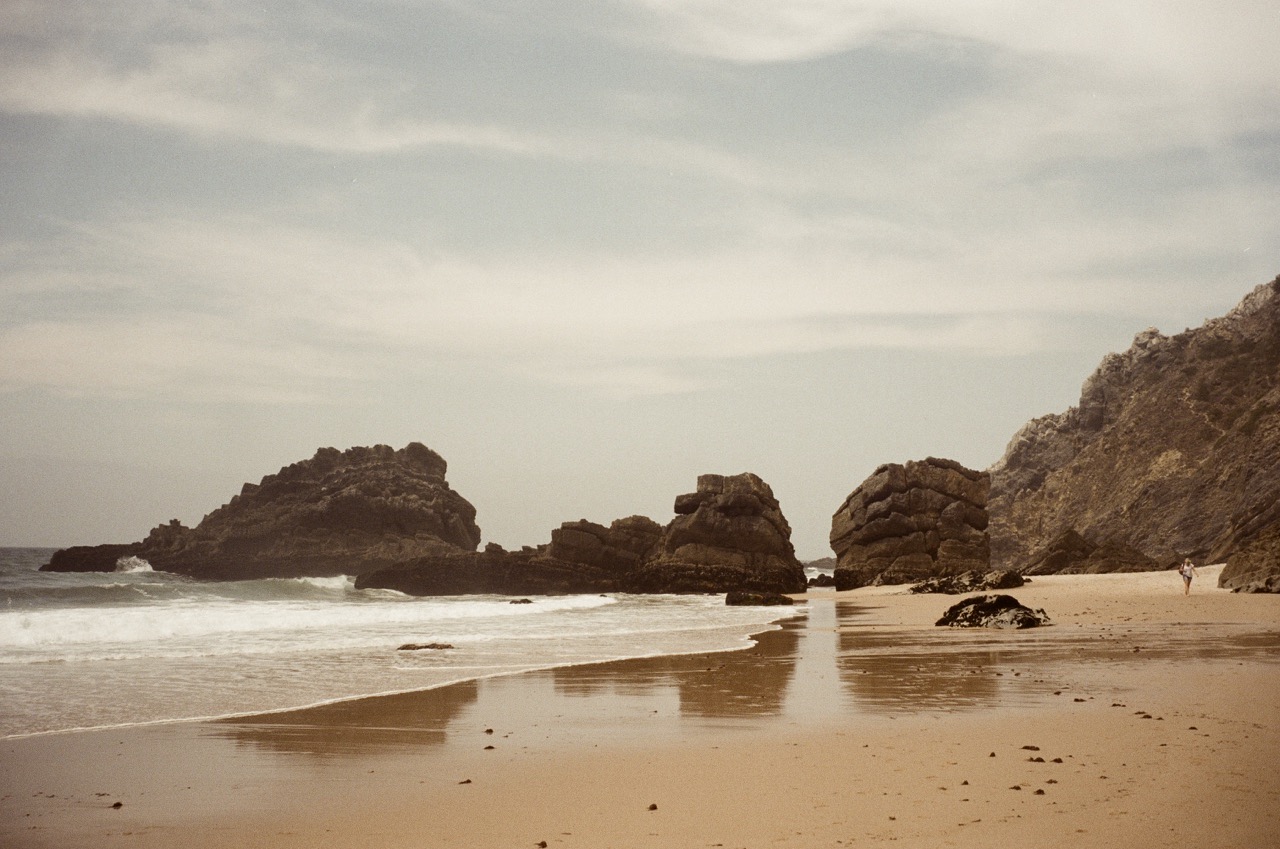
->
[44,443,481,579]
[988,277,1280,574]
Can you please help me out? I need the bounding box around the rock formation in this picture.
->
[988,276,1280,571]
[1019,530,1158,575]
[935,594,1050,629]
[624,473,807,594]
[908,569,1024,594]
[43,443,481,579]
[1218,524,1280,593]
[829,458,991,589]
[44,447,804,595]
[725,591,796,606]
[357,472,808,596]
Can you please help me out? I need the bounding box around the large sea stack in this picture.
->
[987,276,1280,584]
[829,458,991,589]
[624,473,808,593]
[42,443,481,580]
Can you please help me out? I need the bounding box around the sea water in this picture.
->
[0,548,795,737]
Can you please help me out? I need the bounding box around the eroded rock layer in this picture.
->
[830,458,991,589]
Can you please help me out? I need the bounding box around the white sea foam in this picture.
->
[114,556,153,573]
[0,593,620,660]
[0,549,792,737]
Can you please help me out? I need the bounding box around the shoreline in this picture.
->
[4,567,1279,848]
[0,620,789,743]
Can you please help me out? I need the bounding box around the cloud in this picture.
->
[0,40,551,155]
[626,0,1280,90]
[1,203,1223,404]
[1,2,1275,404]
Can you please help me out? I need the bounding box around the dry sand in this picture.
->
[3,565,1278,848]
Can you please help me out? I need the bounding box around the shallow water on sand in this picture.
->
[205,596,1280,756]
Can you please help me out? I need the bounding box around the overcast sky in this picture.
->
[1,1,1277,559]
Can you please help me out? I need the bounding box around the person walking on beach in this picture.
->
[1179,558,1198,595]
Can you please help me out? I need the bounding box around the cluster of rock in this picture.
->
[357,472,808,596]
[44,443,481,580]
[909,569,1024,595]
[829,458,991,589]
[45,451,806,596]
[987,276,1280,589]
[935,595,1051,629]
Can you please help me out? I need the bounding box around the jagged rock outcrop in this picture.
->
[988,277,1280,571]
[42,443,481,579]
[830,458,991,589]
[909,569,1024,594]
[935,594,1050,629]
[42,543,140,573]
[1218,524,1280,593]
[357,472,807,596]
[548,516,664,576]
[624,473,807,594]
[1020,530,1159,575]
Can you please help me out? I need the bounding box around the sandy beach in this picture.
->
[4,565,1278,849]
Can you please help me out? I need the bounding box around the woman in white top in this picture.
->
[1179,558,1198,595]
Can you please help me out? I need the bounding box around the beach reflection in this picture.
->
[209,598,1280,761]
[215,680,479,756]
[546,616,804,719]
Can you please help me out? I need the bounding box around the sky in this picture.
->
[1,1,1277,560]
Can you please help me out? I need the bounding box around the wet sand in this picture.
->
[3,566,1279,848]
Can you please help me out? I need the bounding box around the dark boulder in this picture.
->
[935,594,1050,629]
[354,547,612,596]
[42,544,141,573]
[725,591,796,606]
[910,569,1025,594]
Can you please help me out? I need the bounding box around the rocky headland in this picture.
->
[43,443,481,580]
[987,276,1280,589]
[829,457,991,589]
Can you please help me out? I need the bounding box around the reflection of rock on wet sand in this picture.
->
[837,629,1010,711]
[215,680,479,756]
[549,621,804,719]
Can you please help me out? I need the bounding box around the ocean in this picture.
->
[0,547,798,738]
